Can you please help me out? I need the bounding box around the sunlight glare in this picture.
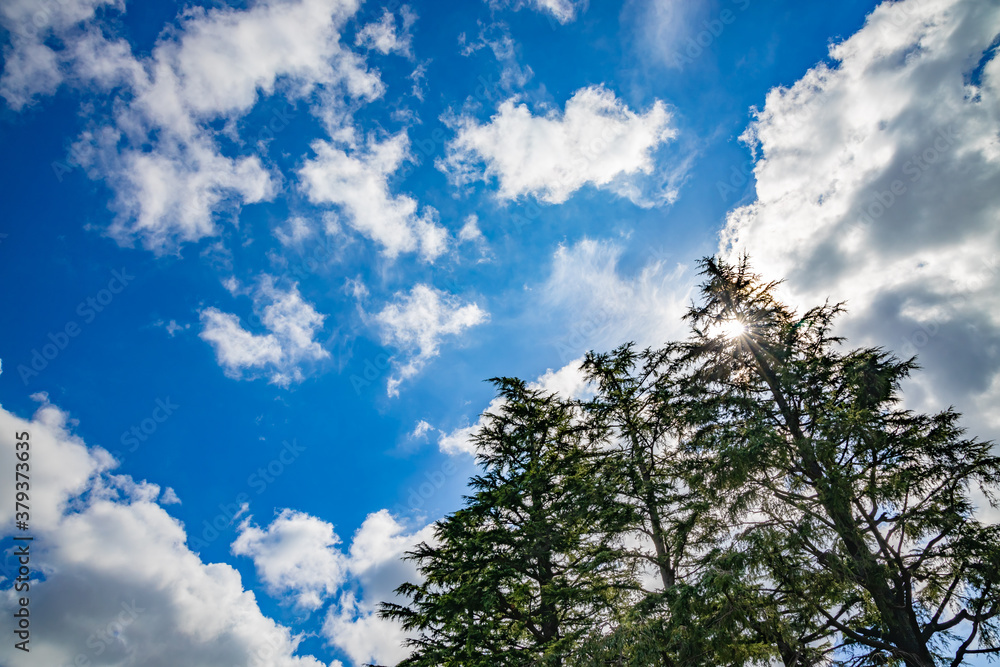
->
[716,318,746,340]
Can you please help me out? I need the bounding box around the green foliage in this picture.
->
[380,378,636,666]
[378,257,1000,667]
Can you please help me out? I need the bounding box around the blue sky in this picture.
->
[1,0,999,665]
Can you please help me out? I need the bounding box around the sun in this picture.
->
[715,318,747,340]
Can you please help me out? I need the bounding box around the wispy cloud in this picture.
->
[486,0,586,25]
[355,5,417,57]
[373,284,488,396]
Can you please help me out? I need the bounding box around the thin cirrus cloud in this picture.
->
[719,0,1000,436]
[434,238,692,457]
[199,277,330,386]
[459,20,534,93]
[542,238,693,359]
[373,284,489,397]
[487,0,585,25]
[440,85,678,206]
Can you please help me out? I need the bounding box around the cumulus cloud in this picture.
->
[231,507,435,666]
[74,127,275,250]
[718,0,1000,437]
[0,397,326,667]
[529,358,593,399]
[374,284,489,396]
[232,509,348,610]
[441,85,677,206]
[322,510,435,666]
[199,277,329,386]
[300,133,448,261]
[3,0,384,253]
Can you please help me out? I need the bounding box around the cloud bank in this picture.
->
[719,0,1000,436]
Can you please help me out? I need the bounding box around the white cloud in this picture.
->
[458,214,484,243]
[0,396,442,666]
[434,239,691,457]
[543,238,693,358]
[459,21,534,92]
[161,487,182,504]
[324,592,413,667]
[199,308,283,370]
[529,358,592,399]
[458,214,492,261]
[74,127,276,251]
[436,358,593,457]
[275,216,319,248]
[145,0,368,119]
[0,0,118,108]
[355,6,416,57]
[232,509,348,610]
[199,277,329,386]
[154,319,190,337]
[374,284,489,396]
[531,0,583,23]
[487,0,585,24]
[437,406,493,456]
[4,0,384,253]
[230,506,435,666]
[409,419,435,439]
[0,397,327,667]
[322,510,435,667]
[441,85,677,206]
[300,133,449,261]
[719,0,1000,438]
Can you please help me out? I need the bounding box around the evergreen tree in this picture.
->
[376,256,1000,667]
[577,344,733,666]
[676,256,1000,666]
[379,378,635,666]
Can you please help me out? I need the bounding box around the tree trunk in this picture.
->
[747,344,936,667]
[639,458,674,589]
